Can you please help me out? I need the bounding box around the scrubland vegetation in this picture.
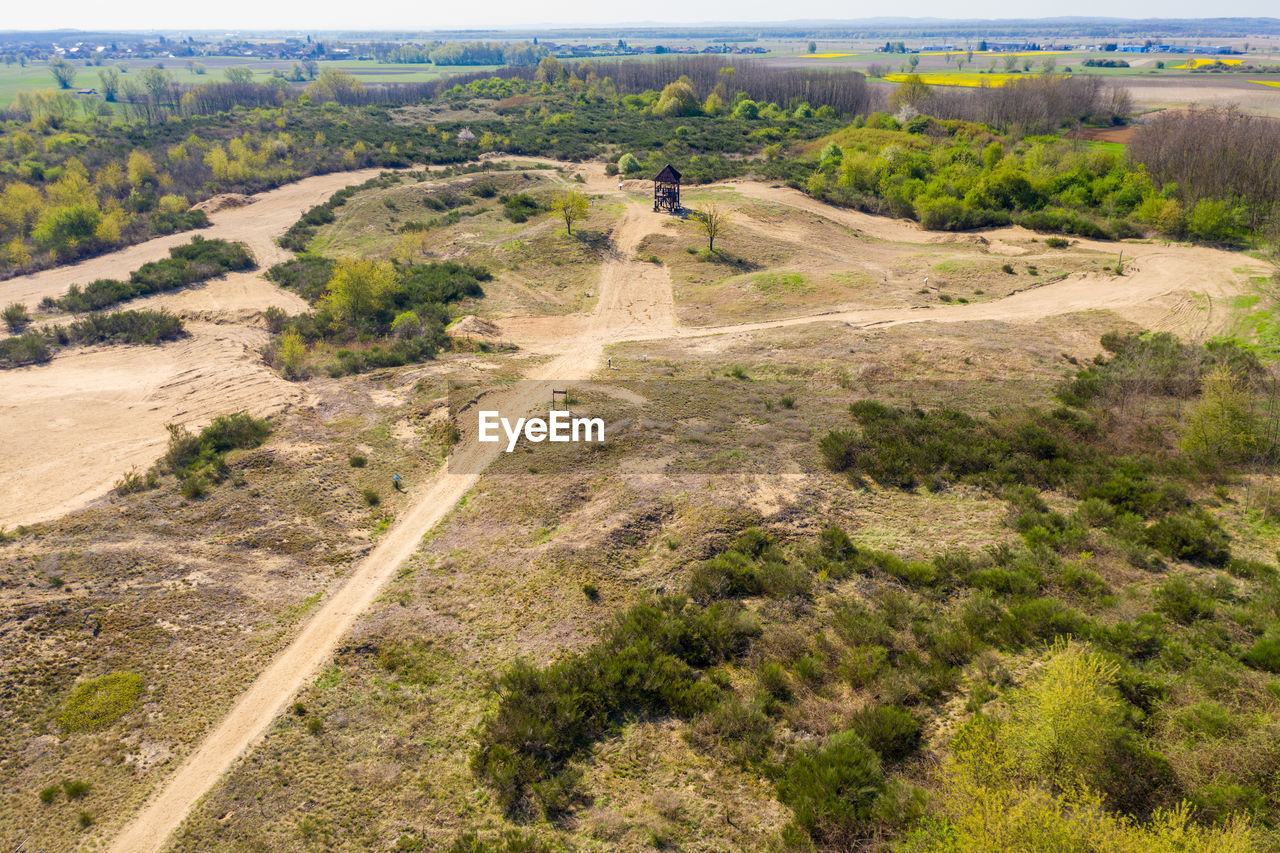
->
[115,411,272,499]
[8,35,1280,853]
[44,236,254,313]
[462,331,1280,849]
[0,308,184,367]
[265,251,488,377]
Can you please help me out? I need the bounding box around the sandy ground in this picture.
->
[0,156,1258,851]
[0,323,300,528]
[0,168,391,530]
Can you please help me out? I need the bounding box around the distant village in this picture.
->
[0,33,767,68]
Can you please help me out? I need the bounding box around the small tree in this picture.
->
[1182,365,1259,470]
[694,203,731,253]
[807,41,817,54]
[98,67,120,102]
[224,66,254,85]
[48,56,76,89]
[391,310,422,339]
[278,330,307,379]
[617,153,642,175]
[890,74,932,112]
[323,258,397,327]
[550,189,589,236]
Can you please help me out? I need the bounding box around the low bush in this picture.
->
[472,597,759,817]
[162,412,271,490]
[3,302,30,332]
[57,671,145,732]
[1242,629,1280,672]
[1145,512,1230,566]
[0,331,52,367]
[777,730,887,847]
[48,237,253,313]
[501,193,543,223]
[849,704,922,762]
[266,254,335,303]
[1155,576,1216,623]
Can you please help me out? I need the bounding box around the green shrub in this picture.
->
[758,661,793,702]
[472,597,758,816]
[164,412,271,477]
[0,331,52,367]
[3,302,30,332]
[179,473,208,500]
[849,704,921,762]
[501,193,543,223]
[818,525,857,563]
[50,237,253,312]
[114,467,158,496]
[349,453,367,468]
[266,254,335,303]
[57,672,144,732]
[1141,512,1228,563]
[38,785,59,804]
[362,488,381,506]
[1155,576,1216,623]
[1243,629,1280,672]
[687,695,774,766]
[777,730,886,846]
[62,310,185,346]
[62,778,91,799]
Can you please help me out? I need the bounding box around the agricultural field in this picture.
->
[0,58,499,108]
[2,23,1280,853]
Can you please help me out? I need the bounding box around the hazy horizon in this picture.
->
[5,6,1280,35]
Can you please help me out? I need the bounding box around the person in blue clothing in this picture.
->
[392,473,403,491]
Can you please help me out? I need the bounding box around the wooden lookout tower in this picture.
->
[653,164,681,213]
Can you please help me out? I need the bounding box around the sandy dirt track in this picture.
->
[105,203,649,853]
[0,167,391,309]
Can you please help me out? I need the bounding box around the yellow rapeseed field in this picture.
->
[882,72,1049,88]
[1251,80,1280,88]
[1173,58,1244,69]
[810,53,855,59]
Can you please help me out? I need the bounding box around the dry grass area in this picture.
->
[161,316,1129,851]
[311,166,627,318]
[643,189,1118,327]
[0,351,529,852]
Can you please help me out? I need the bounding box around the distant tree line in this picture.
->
[900,74,1131,135]
[1130,107,1280,233]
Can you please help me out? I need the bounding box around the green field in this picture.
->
[0,57,501,108]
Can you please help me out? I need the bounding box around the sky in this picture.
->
[5,2,1278,32]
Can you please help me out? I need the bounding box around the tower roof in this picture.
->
[654,164,682,183]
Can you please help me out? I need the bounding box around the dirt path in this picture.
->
[106,196,669,853]
[0,168,394,530]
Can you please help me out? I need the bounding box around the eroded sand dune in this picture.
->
[0,168,393,529]
[0,323,299,527]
